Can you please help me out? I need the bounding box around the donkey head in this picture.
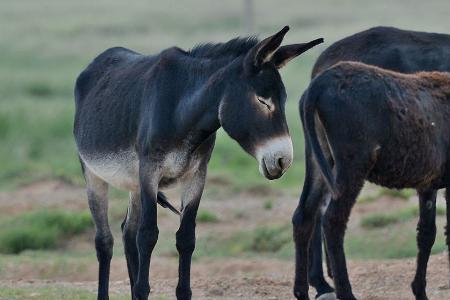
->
[219,26,323,180]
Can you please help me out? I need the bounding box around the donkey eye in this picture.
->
[257,96,271,110]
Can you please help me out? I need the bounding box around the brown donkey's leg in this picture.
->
[322,178,364,300]
[411,189,437,300]
[445,189,450,290]
[293,148,331,300]
[308,210,335,299]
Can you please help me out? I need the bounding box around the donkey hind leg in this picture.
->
[411,189,437,300]
[121,192,141,298]
[85,169,113,300]
[308,212,335,299]
[176,170,206,300]
[293,172,331,300]
[322,179,364,300]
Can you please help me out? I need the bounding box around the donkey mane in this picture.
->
[188,36,259,58]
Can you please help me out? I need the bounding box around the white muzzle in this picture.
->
[255,136,293,180]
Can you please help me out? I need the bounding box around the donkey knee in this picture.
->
[292,208,315,232]
[137,226,159,250]
[176,232,196,254]
[95,233,114,262]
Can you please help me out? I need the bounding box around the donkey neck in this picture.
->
[174,56,240,138]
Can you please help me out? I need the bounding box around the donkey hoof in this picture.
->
[176,287,192,300]
[316,292,337,300]
[294,291,310,300]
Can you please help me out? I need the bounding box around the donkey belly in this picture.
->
[367,147,445,189]
[79,149,202,191]
[79,149,140,191]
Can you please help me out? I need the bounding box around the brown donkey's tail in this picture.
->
[302,86,338,198]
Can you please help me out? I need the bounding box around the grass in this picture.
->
[0,210,93,254]
[1,1,450,287]
[193,213,448,260]
[346,219,447,259]
[263,199,273,210]
[0,286,173,300]
[377,188,415,200]
[196,209,219,223]
[194,224,292,258]
[361,206,446,229]
[1,0,448,191]
[358,188,415,204]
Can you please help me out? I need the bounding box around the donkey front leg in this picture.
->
[176,169,206,300]
[85,168,113,300]
[411,189,437,300]
[133,164,159,300]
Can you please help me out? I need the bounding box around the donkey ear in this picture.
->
[244,26,290,73]
[271,38,324,69]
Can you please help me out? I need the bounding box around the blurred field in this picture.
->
[1,0,450,299]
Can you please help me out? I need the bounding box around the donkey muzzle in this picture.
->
[256,136,293,180]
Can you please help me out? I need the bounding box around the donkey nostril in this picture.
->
[277,157,285,170]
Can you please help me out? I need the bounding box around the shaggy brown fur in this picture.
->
[294,61,450,300]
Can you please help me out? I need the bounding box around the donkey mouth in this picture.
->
[261,158,283,180]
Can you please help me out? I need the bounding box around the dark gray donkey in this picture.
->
[73,26,323,300]
[296,26,450,300]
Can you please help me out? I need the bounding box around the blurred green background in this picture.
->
[0,1,449,299]
[1,0,448,190]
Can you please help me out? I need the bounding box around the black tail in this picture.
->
[302,86,338,198]
[157,192,180,215]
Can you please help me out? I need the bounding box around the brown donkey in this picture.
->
[294,61,450,300]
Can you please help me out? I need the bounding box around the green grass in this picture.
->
[194,216,447,260]
[1,0,450,282]
[0,286,173,300]
[263,199,274,210]
[377,188,415,200]
[1,0,448,191]
[196,209,219,223]
[358,188,415,204]
[0,210,93,254]
[346,220,447,259]
[361,206,446,229]
[194,224,292,258]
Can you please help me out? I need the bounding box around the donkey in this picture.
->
[300,26,450,300]
[294,61,450,300]
[74,26,323,300]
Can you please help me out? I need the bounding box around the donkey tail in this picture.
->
[302,86,338,198]
[157,192,180,215]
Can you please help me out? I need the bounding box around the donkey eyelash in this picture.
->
[257,96,272,110]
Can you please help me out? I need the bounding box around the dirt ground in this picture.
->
[0,180,449,300]
[1,253,449,299]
